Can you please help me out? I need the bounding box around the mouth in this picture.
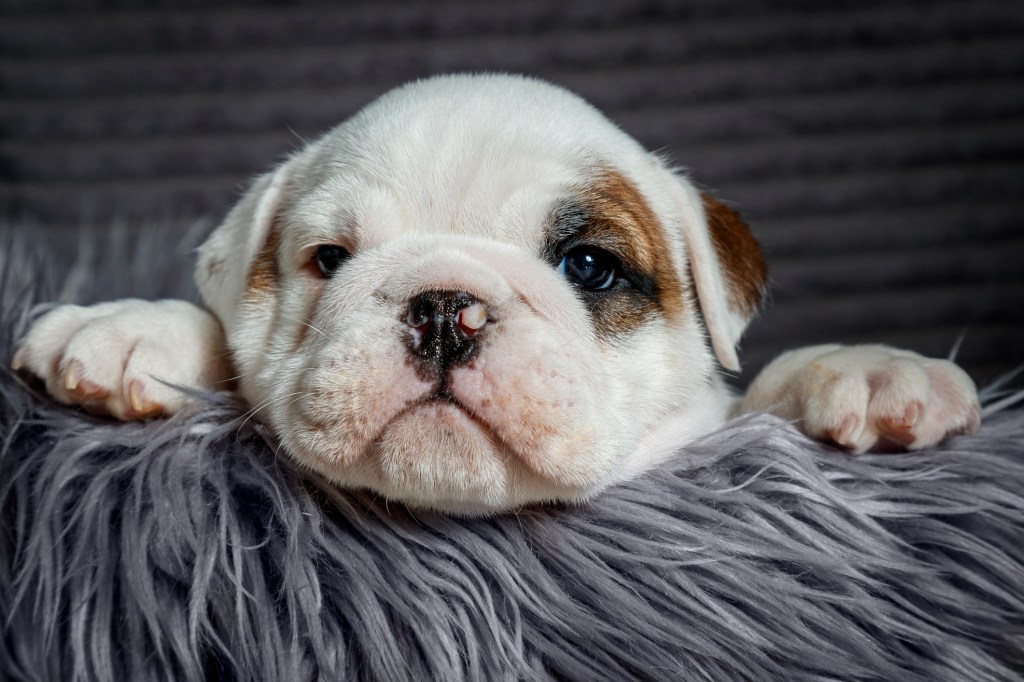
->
[287,356,606,510]
[393,391,500,446]
[357,391,520,507]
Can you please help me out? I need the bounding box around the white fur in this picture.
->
[13,74,980,514]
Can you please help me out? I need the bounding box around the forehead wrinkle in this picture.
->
[490,181,565,248]
[292,173,412,252]
[351,185,408,247]
[298,135,592,256]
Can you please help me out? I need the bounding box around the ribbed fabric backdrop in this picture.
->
[1,0,1022,385]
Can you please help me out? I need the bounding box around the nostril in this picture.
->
[405,295,432,328]
[456,302,488,337]
[404,290,488,368]
[404,298,432,351]
[404,291,483,327]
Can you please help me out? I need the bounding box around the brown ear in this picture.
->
[699,192,767,319]
[673,176,766,371]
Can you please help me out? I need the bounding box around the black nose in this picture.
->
[404,290,488,370]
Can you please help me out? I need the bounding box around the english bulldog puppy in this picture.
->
[12,74,980,514]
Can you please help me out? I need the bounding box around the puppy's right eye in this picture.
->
[558,245,620,291]
[313,245,350,278]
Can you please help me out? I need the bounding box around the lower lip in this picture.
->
[411,398,489,432]
[416,398,471,418]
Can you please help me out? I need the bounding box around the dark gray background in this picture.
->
[1,0,1022,386]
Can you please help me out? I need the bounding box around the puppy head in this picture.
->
[197,74,765,514]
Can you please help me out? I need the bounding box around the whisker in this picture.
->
[276,311,329,340]
[236,390,305,429]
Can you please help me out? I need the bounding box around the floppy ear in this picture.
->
[195,163,291,339]
[674,179,767,372]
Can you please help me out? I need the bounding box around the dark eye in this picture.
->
[313,245,350,278]
[558,246,620,290]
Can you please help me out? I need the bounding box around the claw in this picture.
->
[877,401,921,445]
[130,382,143,413]
[11,346,27,371]
[127,380,163,418]
[903,401,921,430]
[64,360,83,391]
[828,414,860,447]
[965,406,982,435]
[877,421,915,446]
[63,360,108,399]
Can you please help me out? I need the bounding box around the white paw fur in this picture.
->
[740,344,981,453]
[13,299,229,420]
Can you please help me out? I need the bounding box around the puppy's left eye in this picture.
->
[313,245,350,278]
[558,246,620,290]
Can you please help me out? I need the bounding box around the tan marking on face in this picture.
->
[574,167,685,335]
[245,226,280,300]
[293,313,311,350]
[700,193,767,317]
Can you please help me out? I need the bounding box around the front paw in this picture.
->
[744,344,981,453]
[12,299,228,420]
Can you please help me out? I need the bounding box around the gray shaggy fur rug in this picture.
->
[1,227,1023,682]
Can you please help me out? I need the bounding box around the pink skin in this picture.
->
[292,343,436,469]
[448,317,605,486]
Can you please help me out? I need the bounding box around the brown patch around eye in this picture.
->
[565,167,684,337]
[700,193,766,317]
[245,225,281,301]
